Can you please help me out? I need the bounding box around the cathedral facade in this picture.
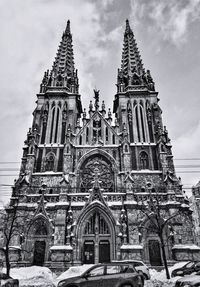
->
[7,20,200,270]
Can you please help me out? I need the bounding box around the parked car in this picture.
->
[57,263,144,287]
[172,261,200,277]
[112,260,150,280]
[175,271,200,286]
[0,273,19,287]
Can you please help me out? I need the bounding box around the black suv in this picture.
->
[57,263,144,287]
[171,261,200,277]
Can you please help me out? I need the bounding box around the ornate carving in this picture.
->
[80,156,114,192]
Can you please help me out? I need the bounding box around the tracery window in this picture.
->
[80,155,114,192]
[44,152,55,171]
[84,212,110,235]
[140,151,149,169]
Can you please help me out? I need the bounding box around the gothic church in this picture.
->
[8,20,200,270]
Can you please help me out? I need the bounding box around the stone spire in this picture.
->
[40,20,79,93]
[122,19,143,77]
[117,19,155,92]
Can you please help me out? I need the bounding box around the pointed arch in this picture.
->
[43,152,56,171]
[139,151,149,169]
[74,202,117,263]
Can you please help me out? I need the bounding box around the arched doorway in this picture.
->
[82,211,112,264]
[32,219,48,266]
[26,216,50,266]
[148,240,162,266]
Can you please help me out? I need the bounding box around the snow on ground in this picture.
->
[9,266,55,287]
[144,262,189,287]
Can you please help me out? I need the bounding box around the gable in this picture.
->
[74,111,120,146]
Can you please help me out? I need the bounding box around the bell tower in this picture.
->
[113,19,173,174]
[21,20,82,179]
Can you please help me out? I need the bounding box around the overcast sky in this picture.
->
[0,0,200,206]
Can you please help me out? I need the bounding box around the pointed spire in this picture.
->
[124,19,133,36]
[64,20,71,37]
[40,20,79,93]
[121,19,143,77]
[117,20,155,92]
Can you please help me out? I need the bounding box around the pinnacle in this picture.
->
[64,20,71,37]
[125,19,133,36]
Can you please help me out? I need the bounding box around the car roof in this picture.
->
[113,260,144,264]
[93,263,135,266]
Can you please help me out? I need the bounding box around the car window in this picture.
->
[89,266,104,277]
[107,265,121,274]
[185,262,194,268]
[106,265,132,274]
[134,262,143,267]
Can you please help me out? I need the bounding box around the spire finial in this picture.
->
[125,19,133,36]
[65,20,71,36]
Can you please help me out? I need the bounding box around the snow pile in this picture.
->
[9,266,55,287]
[144,262,189,287]
[54,264,94,286]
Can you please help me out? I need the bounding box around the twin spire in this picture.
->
[118,19,155,92]
[40,20,78,94]
[40,19,155,95]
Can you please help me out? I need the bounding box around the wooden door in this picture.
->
[99,240,110,263]
[83,240,95,264]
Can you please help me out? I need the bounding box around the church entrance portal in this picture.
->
[82,212,111,264]
[33,240,46,266]
[148,240,162,266]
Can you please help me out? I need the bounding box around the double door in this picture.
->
[83,239,110,264]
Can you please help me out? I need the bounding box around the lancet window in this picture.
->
[139,151,149,169]
[134,103,147,142]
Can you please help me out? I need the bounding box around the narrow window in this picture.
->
[135,106,140,142]
[50,107,55,143]
[112,134,115,144]
[54,108,60,143]
[106,127,108,142]
[140,105,145,142]
[79,135,82,145]
[86,127,89,143]
[61,122,66,144]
